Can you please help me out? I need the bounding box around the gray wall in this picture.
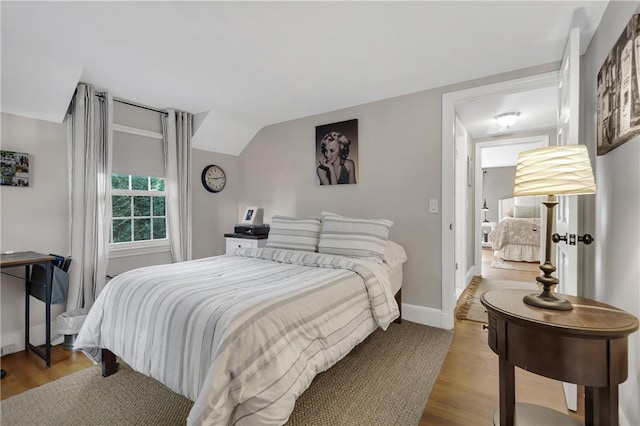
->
[192,149,240,259]
[237,62,558,312]
[0,113,239,349]
[583,3,640,425]
[239,93,442,310]
[482,166,516,223]
[0,113,69,344]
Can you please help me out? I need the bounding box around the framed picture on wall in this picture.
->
[0,150,29,187]
[315,119,359,185]
[596,14,640,155]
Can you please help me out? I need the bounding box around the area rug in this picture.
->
[456,276,538,323]
[1,321,453,426]
[491,259,540,272]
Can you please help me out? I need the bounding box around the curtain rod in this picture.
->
[114,98,168,115]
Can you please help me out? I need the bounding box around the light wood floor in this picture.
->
[0,343,92,401]
[1,249,583,424]
[420,248,583,425]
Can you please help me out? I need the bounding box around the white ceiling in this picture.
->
[456,86,559,139]
[458,85,558,168]
[480,139,549,168]
[1,1,608,155]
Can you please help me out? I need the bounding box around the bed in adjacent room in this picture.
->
[75,214,407,426]
[488,197,541,263]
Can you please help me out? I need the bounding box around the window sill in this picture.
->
[109,240,171,258]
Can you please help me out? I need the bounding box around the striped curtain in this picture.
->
[67,83,113,310]
[162,110,192,262]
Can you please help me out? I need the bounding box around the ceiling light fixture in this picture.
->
[495,112,521,129]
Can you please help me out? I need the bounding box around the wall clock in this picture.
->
[201,164,226,193]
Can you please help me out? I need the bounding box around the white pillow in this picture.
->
[383,240,408,267]
[318,213,393,263]
[266,216,322,252]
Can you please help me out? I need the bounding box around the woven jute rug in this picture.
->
[456,276,538,323]
[1,321,453,426]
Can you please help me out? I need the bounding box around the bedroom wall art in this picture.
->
[597,14,640,155]
[0,150,29,186]
[316,119,359,185]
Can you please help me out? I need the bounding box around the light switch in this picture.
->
[429,199,438,213]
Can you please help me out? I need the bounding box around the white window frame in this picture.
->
[109,174,170,258]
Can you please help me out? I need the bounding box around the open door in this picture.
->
[556,26,580,412]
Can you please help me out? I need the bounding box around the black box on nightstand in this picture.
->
[233,224,270,236]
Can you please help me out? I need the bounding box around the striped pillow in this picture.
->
[318,214,393,262]
[266,216,322,252]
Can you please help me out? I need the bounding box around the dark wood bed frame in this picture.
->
[102,348,118,376]
[102,288,403,377]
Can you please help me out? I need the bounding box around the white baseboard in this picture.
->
[1,322,62,355]
[465,267,476,287]
[402,303,452,330]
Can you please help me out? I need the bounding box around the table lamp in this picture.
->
[513,145,596,310]
[481,199,489,222]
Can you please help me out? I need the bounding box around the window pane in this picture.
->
[134,196,151,216]
[131,175,149,190]
[134,218,151,241]
[112,195,131,217]
[150,177,165,191]
[153,218,166,239]
[153,196,165,216]
[111,173,130,190]
[113,219,132,243]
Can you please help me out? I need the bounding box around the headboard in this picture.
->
[498,196,542,219]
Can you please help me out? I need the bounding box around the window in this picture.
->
[111,173,167,245]
[110,101,167,257]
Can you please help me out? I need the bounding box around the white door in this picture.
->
[556,27,580,298]
[454,117,466,298]
[556,27,580,412]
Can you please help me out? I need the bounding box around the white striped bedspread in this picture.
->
[75,247,399,425]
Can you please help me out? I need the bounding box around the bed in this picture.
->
[488,197,541,262]
[75,225,406,426]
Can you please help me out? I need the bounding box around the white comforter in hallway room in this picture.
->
[75,247,399,425]
[489,217,540,250]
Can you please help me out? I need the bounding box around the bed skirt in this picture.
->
[494,244,540,262]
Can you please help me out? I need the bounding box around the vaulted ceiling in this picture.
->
[1,1,608,155]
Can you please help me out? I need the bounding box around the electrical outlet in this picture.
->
[1,344,16,356]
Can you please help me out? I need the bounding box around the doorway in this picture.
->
[475,136,548,279]
[441,71,559,329]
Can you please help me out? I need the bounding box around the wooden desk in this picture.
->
[481,289,638,426]
[1,251,56,367]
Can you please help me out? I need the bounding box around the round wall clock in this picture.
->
[201,164,226,193]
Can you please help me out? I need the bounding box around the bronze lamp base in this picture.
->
[523,290,573,311]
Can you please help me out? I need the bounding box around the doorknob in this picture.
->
[578,234,594,245]
[552,233,594,245]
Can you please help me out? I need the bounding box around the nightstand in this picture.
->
[481,290,638,426]
[224,234,268,254]
[481,221,496,247]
